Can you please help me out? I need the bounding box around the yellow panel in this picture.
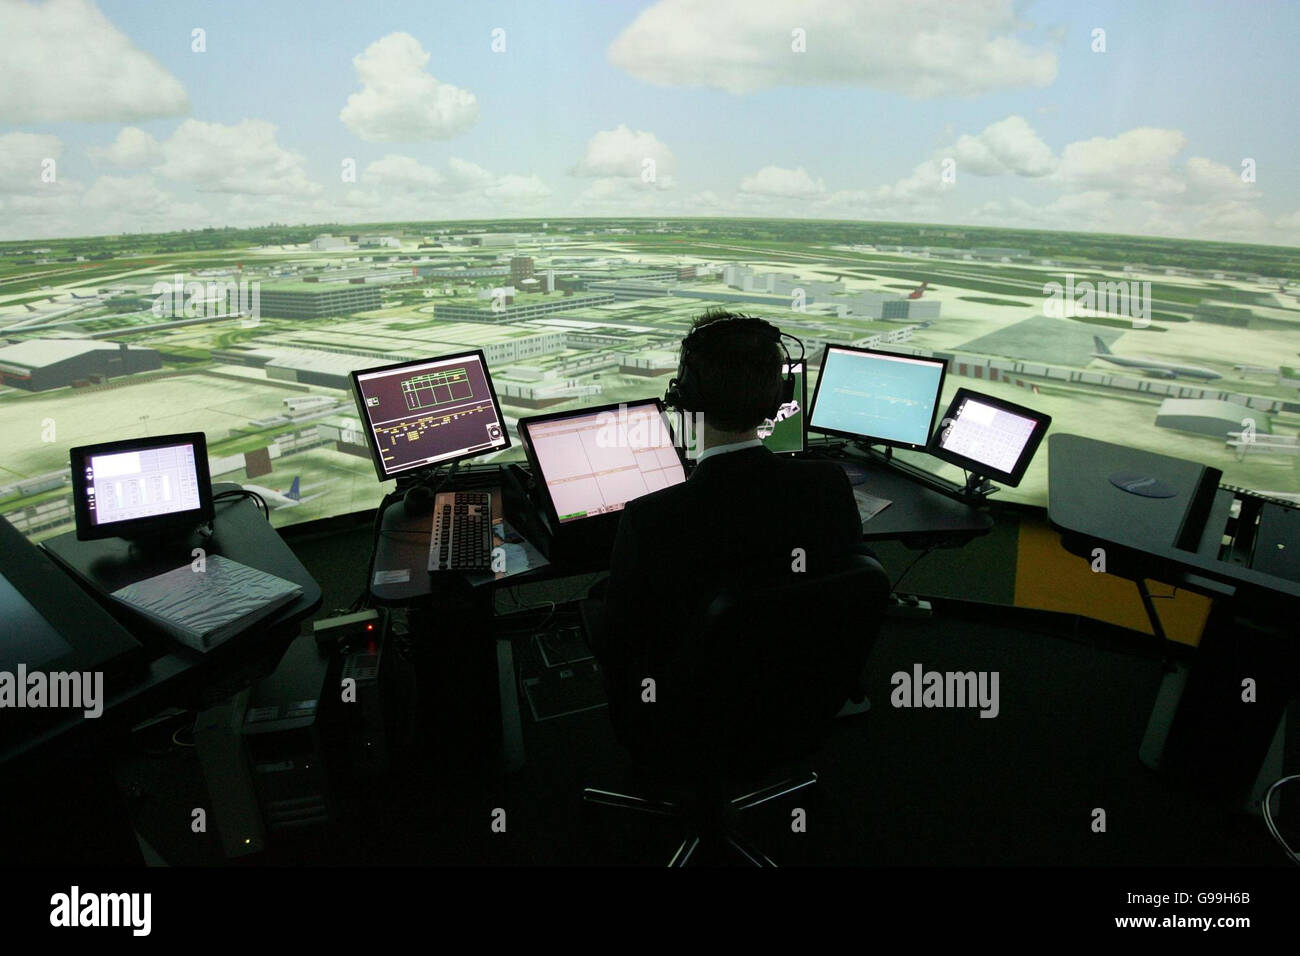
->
[1014,517,1210,646]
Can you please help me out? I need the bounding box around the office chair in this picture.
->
[582,551,890,866]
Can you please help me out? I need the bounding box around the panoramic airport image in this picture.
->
[2,3,1297,539]
[2,0,1298,919]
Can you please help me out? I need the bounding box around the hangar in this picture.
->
[0,340,162,392]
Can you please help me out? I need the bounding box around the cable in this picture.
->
[890,545,936,596]
[212,488,269,521]
[1261,774,1300,866]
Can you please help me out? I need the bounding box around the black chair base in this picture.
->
[582,770,818,866]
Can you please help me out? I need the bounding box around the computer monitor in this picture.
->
[928,388,1051,486]
[809,345,948,451]
[350,349,510,480]
[517,398,686,527]
[69,432,214,541]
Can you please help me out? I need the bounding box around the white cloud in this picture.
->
[0,132,64,193]
[1056,128,1187,196]
[739,165,825,198]
[361,155,550,208]
[578,176,668,208]
[363,154,446,192]
[1273,209,1300,238]
[0,0,187,122]
[950,115,1055,177]
[340,33,478,142]
[572,125,677,188]
[873,158,955,205]
[485,174,551,203]
[608,0,1057,97]
[1182,157,1256,204]
[88,127,163,167]
[157,119,322,198]
[81,174,205,222]
[445,157,496,190]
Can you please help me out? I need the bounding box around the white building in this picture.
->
[311,235,350,251]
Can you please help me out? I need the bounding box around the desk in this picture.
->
[41,482,323,716]
[4,483,320,862]
[1047,434,1299,803]
[368,455,993,770]
[828,448,994,547]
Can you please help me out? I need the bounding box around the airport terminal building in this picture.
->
[0,340,162,391]
[253,283,383,320]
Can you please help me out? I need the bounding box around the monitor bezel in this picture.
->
[69,432,215,541]
[926,386,1052,487]
[808,344,949,452]
[516,397,686,530]
[349,348,512,482]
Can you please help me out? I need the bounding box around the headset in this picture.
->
[664,315,805,420]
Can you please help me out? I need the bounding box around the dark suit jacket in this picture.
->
[600,446,871,688]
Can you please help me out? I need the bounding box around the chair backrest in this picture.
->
[675,551,891,778]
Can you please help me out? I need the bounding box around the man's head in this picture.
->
[673,308,784,434]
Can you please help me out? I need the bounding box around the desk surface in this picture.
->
[33,484,322,751]
[1047,433,1300,603]
[370,454,992,605]
[844,455,994,542]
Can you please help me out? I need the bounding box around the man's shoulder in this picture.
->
[622,477,692,520]
[767,453,853,488]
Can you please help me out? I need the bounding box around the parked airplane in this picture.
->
[241,476,325,509]
[1091,336,1221,380]
[908,281,928,299]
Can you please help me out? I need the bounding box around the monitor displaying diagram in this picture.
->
[351,350,510,479]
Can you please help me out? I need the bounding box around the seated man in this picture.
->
[589,308,878,747]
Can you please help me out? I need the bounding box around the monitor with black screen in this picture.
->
[69,432,214,541]
[928,388,1051,487]
[518,398,686,527]
[350,349,510,480]
[809,345,948,451]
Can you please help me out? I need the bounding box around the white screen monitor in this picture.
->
[809,345,948,451]
[519,399,687,526]
[70,432,214,540]
[928,387,1051,486]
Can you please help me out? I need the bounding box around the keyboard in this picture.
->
[428,491,493,572]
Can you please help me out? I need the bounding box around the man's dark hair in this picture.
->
[683,307,783,432]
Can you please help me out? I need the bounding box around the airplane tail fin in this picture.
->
[1092,335,1112,355]
[287,477,301,501]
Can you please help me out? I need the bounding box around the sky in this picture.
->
[1,0,1297,244]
